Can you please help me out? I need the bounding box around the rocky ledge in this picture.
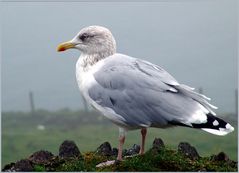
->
[2,139,238,172]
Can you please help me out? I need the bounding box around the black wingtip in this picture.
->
[192,113,234,136]
[191,113,227,130]
[169,113,234,136]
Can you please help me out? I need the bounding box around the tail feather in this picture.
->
[168,84,234,136]
[176,85,217,115]
[191,113,234,136]
[169,113,234,136]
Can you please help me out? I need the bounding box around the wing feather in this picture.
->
[87,54,216,128]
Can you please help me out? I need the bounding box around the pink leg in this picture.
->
[139,128,147,155]
[117,135,125,161]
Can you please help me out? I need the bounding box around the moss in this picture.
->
[33,165,46,172]
[5,146,238,172]
[83,152,109,171]
[94,148,237,172]
[55,159,84,171]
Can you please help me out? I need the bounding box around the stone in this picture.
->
[59,140,81,158]
[29,150,54,164]
[112,147,118,156]
[2,162,15,172]
[125,144,140,156]
[122,149,128,157]
[14,159,33,172]
[96,142,112,156]
[178,142,200,160]
[152,138,165,150]
[212,152,229,161]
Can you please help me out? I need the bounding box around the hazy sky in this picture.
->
[1,0,238,113]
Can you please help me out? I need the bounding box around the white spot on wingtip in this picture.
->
[226,123,234,131]
[213,120,219,126]
[202,123,234,136]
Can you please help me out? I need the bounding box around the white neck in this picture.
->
[79,51,114,68]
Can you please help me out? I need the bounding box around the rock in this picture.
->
[14,159,33,172]
[122,149,128,156]
[59,140,81,158]
[178,142,200,160]
[212,152,229,162]
[112,147,118,156]
[29,150,54,164]
[96,142,112,156]
[125,144,140,156]
[152,138,165,150]
[2,162,15,172]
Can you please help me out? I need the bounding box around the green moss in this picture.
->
[88,149,237,172]
[55,159,84,171]
[6,145,238,172]
[73,147,236,172]
[33,165,46,172]
[51,152,112,172]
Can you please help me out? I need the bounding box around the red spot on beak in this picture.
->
[58,47,66,52]
[57,42,74,52]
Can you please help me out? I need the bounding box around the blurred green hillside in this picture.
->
[2,109,237,166]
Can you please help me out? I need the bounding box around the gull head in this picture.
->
[57,26,116,56]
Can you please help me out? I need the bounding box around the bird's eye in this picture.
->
[79,33,89,41]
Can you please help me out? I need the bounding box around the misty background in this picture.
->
[1,1,238,113]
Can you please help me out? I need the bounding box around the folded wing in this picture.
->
[87,54,233,135]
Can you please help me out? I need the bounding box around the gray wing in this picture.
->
[88,54,216,128]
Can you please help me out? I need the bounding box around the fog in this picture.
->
[1,1,237,113]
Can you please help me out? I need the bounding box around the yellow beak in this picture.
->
[57,41,75,52]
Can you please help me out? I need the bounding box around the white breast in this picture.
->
[75,55,105,93]
[75,55,128,128]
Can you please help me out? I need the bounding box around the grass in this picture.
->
[2,109,238,168]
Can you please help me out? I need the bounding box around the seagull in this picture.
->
[57,25,234,161]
